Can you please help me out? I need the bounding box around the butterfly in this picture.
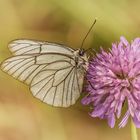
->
[0,20,96,107]
[1,39,89,107]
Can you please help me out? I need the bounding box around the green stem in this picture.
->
[131,119,138,140]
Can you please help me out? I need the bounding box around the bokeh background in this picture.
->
[0,0,140,140]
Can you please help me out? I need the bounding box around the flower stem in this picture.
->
[131,119,138,140]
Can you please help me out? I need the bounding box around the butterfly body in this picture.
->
[73,49,89,70]
[1,40,89,107]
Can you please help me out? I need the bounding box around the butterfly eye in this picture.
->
[79,49,85,56]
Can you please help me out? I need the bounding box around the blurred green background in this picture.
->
[0,0,140,140]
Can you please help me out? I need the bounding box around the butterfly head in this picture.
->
[74,49,89,71]
[79,48,85,56]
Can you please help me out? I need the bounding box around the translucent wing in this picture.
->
[1,53,72,85]
[8,39,74,56]
[1,40,84,107]
[1,55,43,84]
[30,65,84,107]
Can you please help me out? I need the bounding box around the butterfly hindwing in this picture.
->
[30,66,81,107]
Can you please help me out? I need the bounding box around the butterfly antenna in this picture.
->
[80,19,97,49]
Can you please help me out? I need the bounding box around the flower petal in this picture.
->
[119,110,130,128]
[108,114,115,128]
[132,115,140,128]
[120,36,129,47]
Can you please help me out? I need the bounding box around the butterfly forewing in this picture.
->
[8,39,74,56]
[1,39,86,107]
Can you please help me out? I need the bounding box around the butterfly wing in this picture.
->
[30,64,83,107]
[8,39,74,55]
[1,40,84,107]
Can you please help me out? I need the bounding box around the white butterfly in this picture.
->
[1,39,89,107]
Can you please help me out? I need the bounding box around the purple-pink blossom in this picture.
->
[82,36,140,128]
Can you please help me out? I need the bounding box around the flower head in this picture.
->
[82,37,140,128]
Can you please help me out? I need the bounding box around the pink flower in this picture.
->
[82,37,140,128]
